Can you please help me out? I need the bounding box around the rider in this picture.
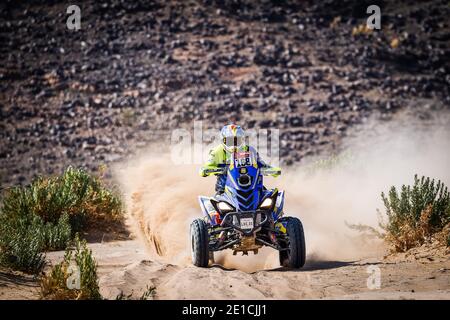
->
[199,124,281,194]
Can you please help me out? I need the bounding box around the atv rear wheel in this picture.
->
[279,217,306,268]
[190,218,210,267]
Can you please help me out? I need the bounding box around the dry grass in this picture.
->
[348,175,450,253]
[384,205,433,252]
[380,175,450,252]
[40,236,101,300]
[115,285,156,300]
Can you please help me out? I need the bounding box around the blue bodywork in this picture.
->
[198,149,284,226]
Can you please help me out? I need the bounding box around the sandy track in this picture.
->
[1,239,448,300]
[0,269,40,300]
[77,240,450,300]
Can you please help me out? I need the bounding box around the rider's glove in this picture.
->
[199,168,208,177]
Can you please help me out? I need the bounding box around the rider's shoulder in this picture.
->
[208,144,225,157]
[211,144,225,153]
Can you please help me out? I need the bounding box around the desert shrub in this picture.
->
[0,166,123,273]
[1,166,123,232]
[40,236,101,300]
[0,211,71,273]
[43,213,72,250]
[380,174,450,252]
[0,213,46,273]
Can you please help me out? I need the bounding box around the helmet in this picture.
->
[220,124,245,153]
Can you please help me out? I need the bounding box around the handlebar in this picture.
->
[261,167,281,177]
[203,166,280,177]
[203,168,227,175]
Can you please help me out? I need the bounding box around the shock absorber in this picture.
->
[217,230,226,246]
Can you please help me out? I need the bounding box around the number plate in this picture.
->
[240,217,254,230]
[235,152,252,168]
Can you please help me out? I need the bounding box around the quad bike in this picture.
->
[190,149,306,268]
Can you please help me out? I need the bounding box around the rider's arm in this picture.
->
[199,145,225,177]
[255,149,281,177]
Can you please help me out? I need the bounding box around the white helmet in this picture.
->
[220,124,245,152]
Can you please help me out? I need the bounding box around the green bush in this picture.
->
[74,237,101,299]
[43,213,72,251]
[1,166,122,231]
[0,213,46,273]
[0,166,123,273]
[0,212,71,273]
[380,174,450,252]
[40,236,101,300]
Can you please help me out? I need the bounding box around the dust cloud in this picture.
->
[114,112,450,272]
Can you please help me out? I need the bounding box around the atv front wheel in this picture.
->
[190,218,210,267]
[279,217,306,268]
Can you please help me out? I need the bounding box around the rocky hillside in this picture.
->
[1,0,449,187]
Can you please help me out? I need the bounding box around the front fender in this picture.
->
[273,190,285,221]
[198,196,214,223]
